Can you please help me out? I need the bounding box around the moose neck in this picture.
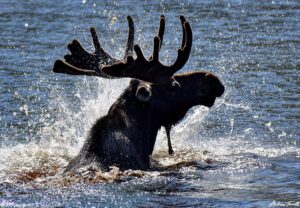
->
[107,93,161,156]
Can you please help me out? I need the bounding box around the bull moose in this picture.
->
[53,15,224,171]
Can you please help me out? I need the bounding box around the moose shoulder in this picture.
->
[53,15,224,171]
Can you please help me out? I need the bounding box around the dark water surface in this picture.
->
[0,0,299,207]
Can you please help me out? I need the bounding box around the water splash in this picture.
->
[1,72,299,188]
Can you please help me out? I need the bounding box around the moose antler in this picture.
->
[101,15,192,84]
[53,16,134,77]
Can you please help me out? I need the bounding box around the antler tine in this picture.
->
[180,16,186,49]
[152,36,160,62]
[151,15,165,62]
[53,59,98,76]
[90,27,101,53]
[89,27,110,61]
[170,15,193,72]
[66,39,88,59]
[149,15,165,61]
[158,15,165,50]
[133,44,147,62]
[124,16,134,58]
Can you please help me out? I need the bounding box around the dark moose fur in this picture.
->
[53,15,224,171]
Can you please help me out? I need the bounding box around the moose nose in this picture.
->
[215,83,225,97]
[206,73,225,97]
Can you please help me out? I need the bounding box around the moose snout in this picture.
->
[206,73,225,97]
[214,82,225,97]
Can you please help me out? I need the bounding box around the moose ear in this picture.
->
[136,84,152,102]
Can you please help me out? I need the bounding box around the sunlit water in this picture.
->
[0,0,299,207]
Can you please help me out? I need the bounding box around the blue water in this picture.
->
[0,0,299,207]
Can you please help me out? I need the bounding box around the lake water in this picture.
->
[0,0,299,207]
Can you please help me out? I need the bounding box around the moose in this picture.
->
[53,15,224,171]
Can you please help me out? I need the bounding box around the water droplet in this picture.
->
[278,131,287,138]
[20,104,29,116]
[266,122,274,133]
[110,16,118,25]
[74,93,81,99]
[244,128,252,133]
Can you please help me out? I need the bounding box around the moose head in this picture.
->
[53,15,224,171]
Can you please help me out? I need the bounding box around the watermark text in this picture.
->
[269,200,300,207]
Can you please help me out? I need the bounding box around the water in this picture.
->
[0,0,299,207]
